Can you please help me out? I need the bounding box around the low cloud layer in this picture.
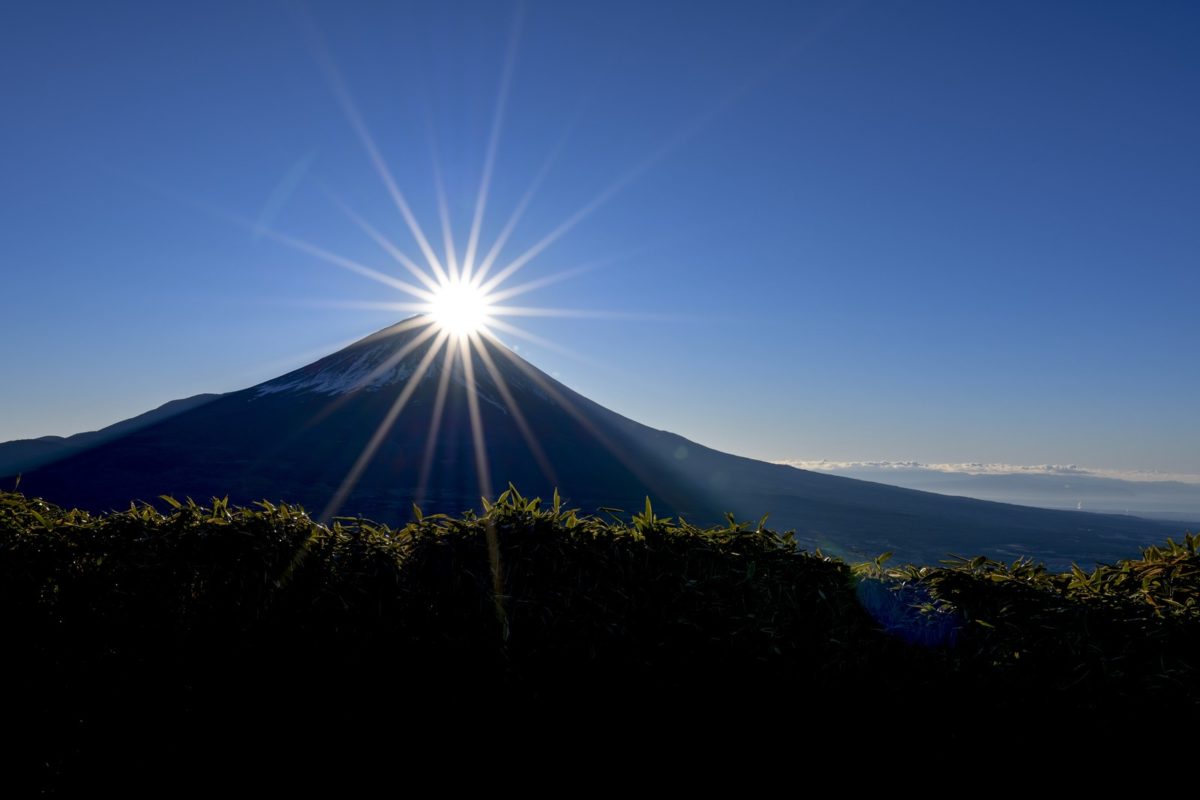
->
[778,460,1200,486]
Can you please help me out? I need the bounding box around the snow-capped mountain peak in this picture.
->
[254,322,435,397]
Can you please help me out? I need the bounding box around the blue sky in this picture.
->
[2,1,1198,474]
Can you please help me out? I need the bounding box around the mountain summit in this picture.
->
[4,320,1185,566]
[7,321,717,528]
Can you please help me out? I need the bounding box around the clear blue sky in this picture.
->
[2,1,1198,474]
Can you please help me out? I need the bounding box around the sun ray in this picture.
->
[297,13,448,283]
[458,334,507,631]
[476,159,653,295]
[325,191,441,293]
[458,335,494,503]
[469,331,559,487]
[469,113,577,287]
[298,319,441,431]
[462,2,524,282]
[230,319,438,457]
[256,225,436,301]
[415,337,459,509]
[319,329,448,522]
[225,333,387,392]
[274,299,430,313]
[478,329,577,413]
[480,317,599,366]
[478,328,681,508]
[327,85,447,283]
[484,260,606,304]
[475,52,788,296]
[346,316,436,347]
[426,125,460,281]
[483,243,654,304]
[344,320,443,394]
[89,166,444,304]
[488,306,684,320]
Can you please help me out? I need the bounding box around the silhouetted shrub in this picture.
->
[2,488,1197,788]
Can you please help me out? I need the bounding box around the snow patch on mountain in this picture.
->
[248,323,551,416]
[255,344,418,396]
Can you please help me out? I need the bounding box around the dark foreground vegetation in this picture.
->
[3,488,1199,787]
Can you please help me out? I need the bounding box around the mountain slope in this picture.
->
[0,393,221,476]
[5,320,1186,566]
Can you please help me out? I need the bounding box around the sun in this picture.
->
[426,278,494,337]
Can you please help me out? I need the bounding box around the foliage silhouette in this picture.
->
[2,489,1198,787]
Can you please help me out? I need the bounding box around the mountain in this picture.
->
[0,393,221,476]
[4,320,1188,567]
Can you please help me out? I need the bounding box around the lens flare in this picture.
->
[427,279,493,337]
[287,2,693,530]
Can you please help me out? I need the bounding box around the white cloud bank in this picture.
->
[777,460,1200,486]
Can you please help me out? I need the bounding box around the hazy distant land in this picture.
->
[782,460,1200,524]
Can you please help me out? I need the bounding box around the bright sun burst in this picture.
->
[259,7,669,528]
[427,279,493,338]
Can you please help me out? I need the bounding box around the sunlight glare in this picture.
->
[428,279,493,337]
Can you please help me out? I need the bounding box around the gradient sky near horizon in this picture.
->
[2,1,1198,474]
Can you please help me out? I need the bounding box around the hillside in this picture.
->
[0,393,220,475]
[4,488,1198,788]
[4,320,1186,567]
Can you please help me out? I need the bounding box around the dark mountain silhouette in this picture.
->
[5,320,1186,567]
[0,393,220,476]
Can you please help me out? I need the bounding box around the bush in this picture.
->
[2,488,1198,787]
